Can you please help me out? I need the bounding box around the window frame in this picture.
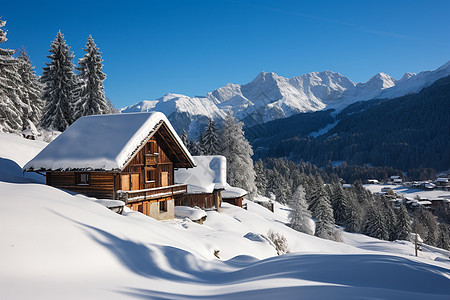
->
[145,167,157,183]
[159,200,168,212]
[76,172,90,186]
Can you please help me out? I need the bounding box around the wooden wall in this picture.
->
[223,197,243,208]
[176,190,221,209]
[119,137,174,192]
[46,172,115,199]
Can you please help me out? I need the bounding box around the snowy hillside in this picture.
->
[121,61,450,136]
[1,133,450,299]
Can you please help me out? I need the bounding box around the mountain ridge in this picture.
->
[121,61,450,137]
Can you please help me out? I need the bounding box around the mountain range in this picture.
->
[121,61,450,138]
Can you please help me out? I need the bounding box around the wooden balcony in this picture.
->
[116,184,187,204]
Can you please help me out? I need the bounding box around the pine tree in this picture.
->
[181,129,189,147]
[289,185,314,235]
[381,199,397,241]
[41,31,77,131]
[0,18,26,132]
[437,223,450,250]
[219,112,257,198]
[362,204,388,240]
[17,50,43,127]
[198,119,220,155]
[313,194,341,241]
[330,183,360,232]
[273,170,291,204]
[74,35,108,119]
[395,203,411,241]
[416,207,439,246]
[254,159,267,196]
[187,140,201,155]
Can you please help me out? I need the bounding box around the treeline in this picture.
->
[250,75,450,172]
[0,17,114,134]
[255,157,450,250]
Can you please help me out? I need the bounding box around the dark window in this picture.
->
[159,200,167,212]
[145,167,156,182]
[76,173,90,185]
[147,140,158,154]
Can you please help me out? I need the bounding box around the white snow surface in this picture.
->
[222,184,248,198]
[175,155,226,193]
[121,61,450,130]
[174,206,207,221]
[23,112,193,171]
[1,134,450,299]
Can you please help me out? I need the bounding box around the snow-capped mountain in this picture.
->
[121,61,450,137]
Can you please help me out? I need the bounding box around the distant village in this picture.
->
[360,175,450,211]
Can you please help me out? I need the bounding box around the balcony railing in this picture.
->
[116,184,187,204]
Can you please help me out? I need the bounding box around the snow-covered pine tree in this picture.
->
[219,112,257,198]
[362,204,388,240]
[416,207,439,246]
[254,159,267,196]
[41,31,77,131]
[17,51,43,127]
[198,119,220,155]
[74,35,108,119]
[187,140,201,155]
[437,223,450,250]
[0,18,27,132]
[381,199,397,241]
[273,170,291,204]
[307,176,326,215]
[395,203,411,241]
[289,185,314,235]
[181,129,189,147]
[313,194,341,241]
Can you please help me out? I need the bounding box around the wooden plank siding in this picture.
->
[46,172,115,199]
[120,137,174,191]
[175,190,222,210]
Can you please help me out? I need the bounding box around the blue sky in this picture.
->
[2,0,450,108]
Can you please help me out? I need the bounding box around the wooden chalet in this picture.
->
[174,155,248,209]
[221,185,247,208]
[23,112,195,220]
[174,156,226,211]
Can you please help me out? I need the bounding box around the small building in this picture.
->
[23,112,195,220]
[174,155,226,210]
[342,183,352,189]
[222,185,247,207]
[436,178,449,187]
[174,155,247,209]
[390,176,402,184]
[366,179,379,184]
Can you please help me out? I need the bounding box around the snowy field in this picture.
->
[1,132,450,299]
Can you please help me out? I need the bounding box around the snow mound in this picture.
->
[175,206,207,221]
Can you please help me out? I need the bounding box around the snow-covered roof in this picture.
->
[222,184,247,199]
[437,178,449,182]
[390,176,401,179]
[24,112,194,172]
[174,156,226,194]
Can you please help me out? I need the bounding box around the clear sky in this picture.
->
[2,0,450,108]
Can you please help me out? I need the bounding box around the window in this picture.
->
[145,167,156,183]
[147,140,158,154]
[159,200,167,212]
[76,173,90,185]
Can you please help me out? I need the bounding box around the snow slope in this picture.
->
[1,133,450,299]
[121,61,450,136]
